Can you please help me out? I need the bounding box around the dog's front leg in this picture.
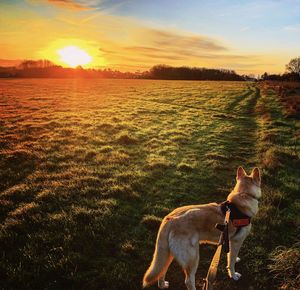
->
[227,225,251,280]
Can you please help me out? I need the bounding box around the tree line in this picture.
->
[0,57,299,81]
[0,60,140,79]
[0,60,244,80]
[148,65,243,80]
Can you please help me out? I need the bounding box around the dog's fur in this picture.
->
[143,166,261,290]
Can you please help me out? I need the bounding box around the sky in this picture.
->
[0,0,300,74]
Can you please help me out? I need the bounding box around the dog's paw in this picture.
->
[230,272,242,281]
[158,281,169,289]
[236,257,241,263]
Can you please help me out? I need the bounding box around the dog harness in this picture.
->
[203,200,253,289]
[220,200,251,227]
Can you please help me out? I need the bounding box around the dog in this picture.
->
[143,166,261,290]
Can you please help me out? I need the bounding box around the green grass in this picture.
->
[0,79,299,289]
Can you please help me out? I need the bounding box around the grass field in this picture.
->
[0,79,299,290]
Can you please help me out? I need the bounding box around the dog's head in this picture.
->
[234,166,261,200]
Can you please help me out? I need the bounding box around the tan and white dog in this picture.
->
[143,166,261,290]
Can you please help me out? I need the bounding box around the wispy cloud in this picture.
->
[47,0,96,11]
[37,0,130,11]
[240,26,250,32]
[94,20,258,70]
[144,29,227,51]
[283,25,300,32]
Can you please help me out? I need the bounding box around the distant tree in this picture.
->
[286,57,300,76]
[18,60,36,69]
[18,59,56,69]
[261,72,269,80]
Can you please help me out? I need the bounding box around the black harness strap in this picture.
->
[202,208,231,290]
[220,201,251,228]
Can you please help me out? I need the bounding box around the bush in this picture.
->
[269,242,300,289]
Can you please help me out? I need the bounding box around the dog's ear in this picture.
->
[236,166,246,180]
[251,167,261,186]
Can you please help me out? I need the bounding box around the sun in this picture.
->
[57,46,92,67]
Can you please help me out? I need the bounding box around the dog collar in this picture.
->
[238,191,260,201]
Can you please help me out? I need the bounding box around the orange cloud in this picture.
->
[144,29,227,51]
[36,0,127,11]
[95,23,259,70]
[28,0,97,10]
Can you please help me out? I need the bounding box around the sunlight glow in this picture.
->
[57,46,92,67]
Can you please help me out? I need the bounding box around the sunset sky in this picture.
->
[1,0,300,74]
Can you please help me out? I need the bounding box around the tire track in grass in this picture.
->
[197,85,260,191]
[185,85,261,290]
[225,85,256,113]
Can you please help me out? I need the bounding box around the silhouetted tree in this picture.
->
[18,59,56,69]
[18,60,36,69]
[286,57,300,76]
[261,72,269,80]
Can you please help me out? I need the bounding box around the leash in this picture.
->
[202,208,231,290]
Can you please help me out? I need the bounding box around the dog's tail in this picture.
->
[143,220,171,288]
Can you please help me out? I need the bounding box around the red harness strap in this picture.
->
[232,218,250,227]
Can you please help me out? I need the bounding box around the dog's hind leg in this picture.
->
[169,235,199,290]
[158,275,169,289]
[184,266,197,290]
[183,249,199,290]
[158,256,173,289]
